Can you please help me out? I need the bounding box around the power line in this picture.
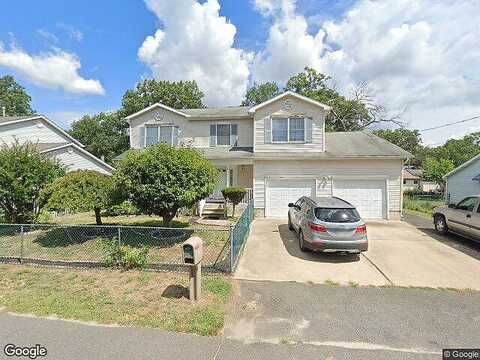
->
[418,115,480,132]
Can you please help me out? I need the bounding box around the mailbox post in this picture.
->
[182,237,203,301]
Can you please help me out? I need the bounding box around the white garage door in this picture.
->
[266,179,315,218]
[334,179,386,219]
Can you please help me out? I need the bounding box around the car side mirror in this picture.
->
[288,203,294,208]
[448,203,456,209]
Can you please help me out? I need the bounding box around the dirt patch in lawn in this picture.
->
[0,265,232,336]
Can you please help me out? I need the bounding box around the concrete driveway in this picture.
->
[235,217,480,289]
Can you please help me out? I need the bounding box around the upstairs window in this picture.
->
[268,117,311,143]
[210,124,238,146]
[143,125,178,147]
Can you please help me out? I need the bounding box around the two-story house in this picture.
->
[117,91,410,219]
[0,115,113,175]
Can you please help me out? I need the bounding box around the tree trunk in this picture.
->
[161,210,177,226]
[94,207,103,225]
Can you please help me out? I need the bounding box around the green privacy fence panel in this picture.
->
[230,200,254,271]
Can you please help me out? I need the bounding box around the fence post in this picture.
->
[118,226,121,247]
[20,225,24,262]
[229,224,234,272]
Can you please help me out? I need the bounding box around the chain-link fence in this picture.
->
[0,223,231,272]
[230,201,254,271]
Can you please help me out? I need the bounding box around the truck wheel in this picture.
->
[434,214,448,234]
[288,215,294,231]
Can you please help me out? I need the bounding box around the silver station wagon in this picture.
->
[288,196,368,253]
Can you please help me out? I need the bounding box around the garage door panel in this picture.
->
[334,180,385,219]
[266,179,315,218]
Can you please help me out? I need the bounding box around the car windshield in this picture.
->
[314,208,361,223]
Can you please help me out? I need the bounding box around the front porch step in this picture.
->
[202,208,225,219]
[204,202,225,210]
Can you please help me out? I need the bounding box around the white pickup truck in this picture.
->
[433,196,480,243]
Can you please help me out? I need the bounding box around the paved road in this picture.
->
[225,280,480,360]
[0,310,444,360]
[235,217,480,289]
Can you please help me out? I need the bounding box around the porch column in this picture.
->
[226,164,231,187]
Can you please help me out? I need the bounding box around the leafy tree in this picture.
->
[121,79,204,117]
[221,187,246,217]
[0,75,34,116]
[0,142,64,223]
[241,82,280,106]
[114,144,218,224]
[422,158,455,191]
[40,170,113,225]
[69,112,129,164]
[373,128,422,155]
[284,67,401,131]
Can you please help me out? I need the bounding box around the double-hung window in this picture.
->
[144,125,178,147]
[210,124,238,146]
[271,117,306,143]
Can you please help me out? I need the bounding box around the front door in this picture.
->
[212,168,228,199]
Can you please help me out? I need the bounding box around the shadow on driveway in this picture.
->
[277,224,360,264]
[404,213,480,261]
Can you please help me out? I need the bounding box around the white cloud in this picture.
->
[138,0,251,106]
[251,0,480,145]
[56,22,83,42]
[0,43,105,95]
[37,29,59,44]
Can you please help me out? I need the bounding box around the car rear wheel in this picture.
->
[288,215,294,231]
[299,231,309,252]
[434,214,448,234]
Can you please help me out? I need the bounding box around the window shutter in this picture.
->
[264,117,271,144]
[173,127,179,146]
[231,124,238,147]
[305,118,313,143]
[210,124,216,147]
[139,126,145,148]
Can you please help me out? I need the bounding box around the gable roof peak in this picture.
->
[248,91,332,113]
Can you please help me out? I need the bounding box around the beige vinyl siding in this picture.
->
[446,158,480,204]
[0,119,72,145]
[254,159,403,219]
[254,94,326,152]
[129,107,253,149]
[46,146,112,175]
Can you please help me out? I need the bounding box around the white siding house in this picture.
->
[0,115,114,175]
[118,91,410,220]
[445,154,480,204]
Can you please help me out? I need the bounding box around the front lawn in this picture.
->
[0,265,232,336]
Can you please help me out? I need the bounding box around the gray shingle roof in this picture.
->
[323,131,411,158]
[182,106,251,119]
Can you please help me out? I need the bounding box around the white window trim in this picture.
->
[144,124,176,147]
[212,123,237,147]
[271,117,306,144]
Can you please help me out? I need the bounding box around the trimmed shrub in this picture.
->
[221,187,247,217]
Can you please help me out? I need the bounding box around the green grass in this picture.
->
[325,279,339,286]
[0,212,230,266]
[0,265,232,336]
[403,196,443,218]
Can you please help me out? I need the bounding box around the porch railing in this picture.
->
[240,188,253,204]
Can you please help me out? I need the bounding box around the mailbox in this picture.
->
[183,237,203,265]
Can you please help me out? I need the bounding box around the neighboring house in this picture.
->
[0,115,114,175]
[116,91,410,219]
[444,153,480,204]
[402,167,439,192]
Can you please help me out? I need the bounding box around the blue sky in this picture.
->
[0,0,479,145]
